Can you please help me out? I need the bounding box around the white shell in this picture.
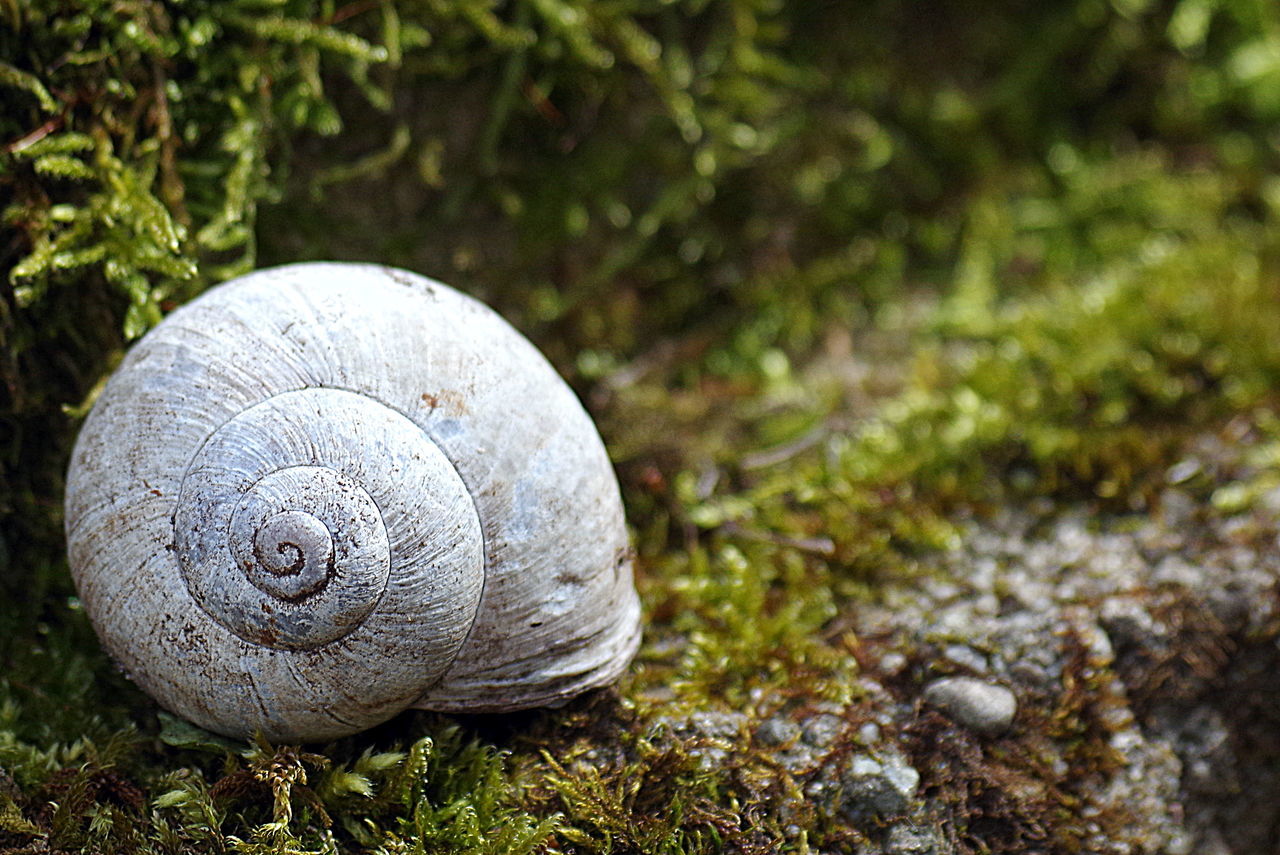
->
[65,262,641,741]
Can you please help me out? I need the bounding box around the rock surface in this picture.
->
[722,431,1280,853]
[833,750,920,822]
[840,432,1280,854]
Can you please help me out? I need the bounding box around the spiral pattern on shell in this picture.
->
[65,263,641,741]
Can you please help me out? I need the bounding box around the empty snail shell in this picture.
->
[64,262,641,741]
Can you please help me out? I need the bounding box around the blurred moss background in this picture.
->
[4,0,1280,852]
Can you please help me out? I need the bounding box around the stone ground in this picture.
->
[662,418,1280,855]
[893,437,1277,853]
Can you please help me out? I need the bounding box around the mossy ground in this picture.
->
[5,1,1280,852]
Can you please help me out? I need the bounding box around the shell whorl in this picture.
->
[65,263,642,740]
[174,388,483,654]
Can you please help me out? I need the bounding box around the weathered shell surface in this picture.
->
[65,262,641,741]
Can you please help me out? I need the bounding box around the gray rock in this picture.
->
[889,475,1280,853]
[835,750,920,822]
[1098,596,1157,649]
[884,823,944,855]
[756,715,800,746]
[922,676,1017,736]
[687,710,748,740]
[654,710,748,772]
[941,644,989,673]
[801,712,845,748]
[878,651,909,676]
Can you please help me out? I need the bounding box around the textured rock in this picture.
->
[658,710,750,772]
[801,713,845,748]
[884,823,943,855]
[755,715,800,747]
[858,438,1280,855]
[833,750,920,822]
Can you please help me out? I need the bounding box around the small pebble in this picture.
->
[884,822,942,855]
[923,676,1017,736]
[837,751,920,821]
[942,644,989,673]
[755,715,800,746]
[878,651,908,675]
[801,713,844,748]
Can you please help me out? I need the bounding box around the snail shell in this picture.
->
[65,262,641,741]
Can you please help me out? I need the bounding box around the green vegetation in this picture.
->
[6,0,1280,852]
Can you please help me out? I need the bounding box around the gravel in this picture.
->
[829,749,920,823]
[679,431,1280,853]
